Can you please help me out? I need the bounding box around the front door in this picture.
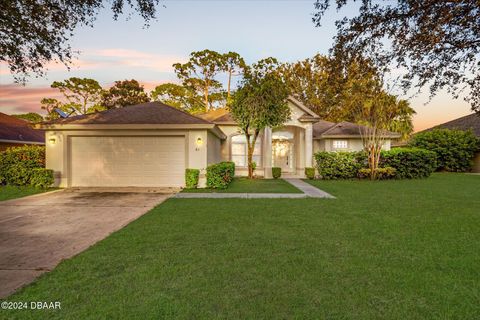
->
[272,139,294,172]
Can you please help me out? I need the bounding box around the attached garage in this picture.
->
[70,136,186,187]
[39,102,226,188]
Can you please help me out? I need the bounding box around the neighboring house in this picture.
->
[38,98,399,188]
[419,113,480,173]
[0,112,45,151]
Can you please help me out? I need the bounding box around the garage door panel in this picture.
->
[70,136,185,187]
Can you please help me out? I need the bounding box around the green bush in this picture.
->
[358,167,396,180]
[272,167,281,179]
[314,152,365,179]
[380,148,437,179]
[0,146,46,186]
[30,168,54,188]
[206,161,235,189]
[185,169,200,189]
[410,129,479,172]
[304,167,315,180]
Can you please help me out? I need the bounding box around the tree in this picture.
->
[313,0,480,113]
[230,59,291,178]
[281,54,381,121]
[173,50,226,111]
[11,113,44,123]
[150,83,204,113]
[40,98,65,120]
[1,0,162,82]
[222,52,247,103]
[353,92,408,179]
[102,79,150,109]
[50,77,103,115]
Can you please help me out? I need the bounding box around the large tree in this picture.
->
[230,59,291,178]
[1,0,162,82]
[173,50,226,111]
[150,83,204,113]
[102,79,150,109]
[222,51,247,103]
[50,77,103,115]
[313,0,480,113]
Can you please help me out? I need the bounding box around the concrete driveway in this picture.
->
[0,188,175,298]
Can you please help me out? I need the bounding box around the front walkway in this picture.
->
[175,179,335,199]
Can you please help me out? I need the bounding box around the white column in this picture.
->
[263,127,272,178]
[305,123,313,168]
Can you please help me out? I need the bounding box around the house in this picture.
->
[38,97,400,187]
[420,113,480,172]
[0,112,45,151]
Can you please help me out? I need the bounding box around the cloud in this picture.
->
[0,84,63,114]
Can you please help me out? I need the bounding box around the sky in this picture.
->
[0,0,474,131]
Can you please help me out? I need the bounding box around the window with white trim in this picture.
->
[332,140,348,149]
[231,135,262,167]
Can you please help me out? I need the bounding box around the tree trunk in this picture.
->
[227,70,232,101]
[204,87,209,111]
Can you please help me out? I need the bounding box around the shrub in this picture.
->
[314,151,365,179]
[185,169,200,189]
[358,167,396,180]
[272,167,281,179]
[304,167,315,180]
[410,129,480,172]
[30,168,54,188]
[0,146,46,186]
[206,161,235,189]
[380,148,437,179]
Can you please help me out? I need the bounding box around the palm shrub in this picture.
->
[410,129,479,172]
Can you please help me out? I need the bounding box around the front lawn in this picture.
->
[0,185,51,201]
[4,173,480,319]
[182,177,302,193]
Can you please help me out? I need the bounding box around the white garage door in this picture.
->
[70,136,185,187]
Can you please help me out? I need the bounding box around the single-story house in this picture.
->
[38,97,400,187]
[419,113,480,172]
[0,112,45,151]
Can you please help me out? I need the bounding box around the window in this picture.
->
[231,135,262,167]
[332,140,348,149]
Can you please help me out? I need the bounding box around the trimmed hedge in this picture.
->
[30,168,54,188]
[304,167,315,180]
[206,161,235,189]
[358,167,396,180]
[272,167,281,179]
[410,129,480,172]
[380,148,437,179]
[185,169,200,189]
[314,152,365,180]
[0,146,46,186]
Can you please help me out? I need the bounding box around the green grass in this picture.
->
[0,185,51,201]
[4,173,480,319]
[182,177,303,193]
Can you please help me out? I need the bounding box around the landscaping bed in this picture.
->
[182,177,303,193]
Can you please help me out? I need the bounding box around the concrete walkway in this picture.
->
[174,179,335,199]
[284,178,335,198]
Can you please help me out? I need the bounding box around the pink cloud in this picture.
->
[0,84,62,114]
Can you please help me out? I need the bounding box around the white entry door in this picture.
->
[70,136,185,187]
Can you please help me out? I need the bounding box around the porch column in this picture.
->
[263,127,272,178]
[305,123,313,168]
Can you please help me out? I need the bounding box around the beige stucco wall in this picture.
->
[472,151,480,173]
[45,128,214,188]
[207,131,221,165]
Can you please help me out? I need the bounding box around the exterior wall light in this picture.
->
[49,137,56,145]
[196,137,203,147]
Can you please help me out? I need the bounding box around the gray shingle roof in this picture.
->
[43,102,212,125]
[421,113,480,137]
[0,112,45,143]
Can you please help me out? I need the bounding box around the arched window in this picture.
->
[231,135,262,167]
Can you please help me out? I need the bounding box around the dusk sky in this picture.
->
[0,0,474,131]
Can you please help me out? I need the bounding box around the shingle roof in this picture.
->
[0,112,45,143]
[421,113,480,137]
[44,102,212,125]
[197,108,235,124]
[313,121,400,138]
